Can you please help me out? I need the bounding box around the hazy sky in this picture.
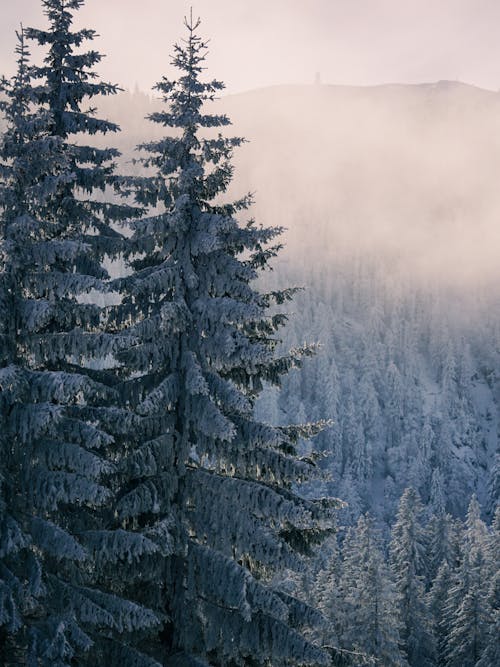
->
[2,0,500,93]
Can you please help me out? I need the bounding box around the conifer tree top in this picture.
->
[114,13,338,666]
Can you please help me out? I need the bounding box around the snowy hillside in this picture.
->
[259,257,499,525]
[101,81,500,524]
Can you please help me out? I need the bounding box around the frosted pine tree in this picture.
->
[475,569,500,667]
[425,508,454,585]
[339,515,407,667]
[445,550,490,667]
[0,5,160,665]
[427,561,452,667]
[313,534,342,626]
[0,31,49,664]
[389,488,435,667]
[444,496,490,667]
[463,494,489,560]
[116,13,340,666]
[487,504,500,577]
[487,454,500,515]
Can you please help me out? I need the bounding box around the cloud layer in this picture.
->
[2,0,500,93]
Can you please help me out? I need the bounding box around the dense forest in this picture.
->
[264,255,499,524]
[0,1,498,666]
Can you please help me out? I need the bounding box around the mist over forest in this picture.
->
[1,3,498,661]
[95,81,500,524]
[101,81,500,285]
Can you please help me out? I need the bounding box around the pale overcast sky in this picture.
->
[1,0,500,93]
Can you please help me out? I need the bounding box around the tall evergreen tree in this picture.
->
[340,514,407,667]
[0,4,159,665]
[0,31,52,665]
[427,561,452,667]
[463,494,489,559]
[444,496,490,667]
[390,488,435,667]
[487,505,500,577]
[425,506,454,587]
[445,551,489,667]
[476,570,500,667]
[487,455,500,516]
[115,13,339,667]
[312,534,343,645]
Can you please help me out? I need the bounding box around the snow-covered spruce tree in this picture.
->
[444,496,490,667]
[476,569,500,667]
[488,454,500,516]
[462,494,489,561]
[487,504,500,577]
[313,535,342,638]
[425,505,454,587]
[0,32,49,665]
[427,561,453,667]
[389,488,435,667]
[444,550,490,667]
[339,514,407,667]
[116,14,340,667]
[0,6,160,665]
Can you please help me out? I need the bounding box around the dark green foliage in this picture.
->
[115,13,338,666]
[0,3,158,664]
